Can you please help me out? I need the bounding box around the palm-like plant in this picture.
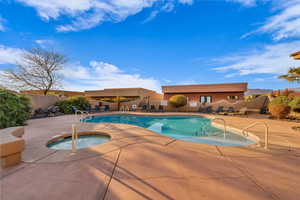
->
[279,67,300,83]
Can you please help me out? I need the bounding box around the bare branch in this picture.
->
[0,48,67,95]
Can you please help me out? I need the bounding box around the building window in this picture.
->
[200,96,212,104]
[228,96,239,100]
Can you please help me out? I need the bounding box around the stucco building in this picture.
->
[162,83,248,104]
[85,88,162,109]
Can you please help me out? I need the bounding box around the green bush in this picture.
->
[268,104,291,119]
[0,89,31,129]
[56,96,90,114]
[169,95,187,108]
[269,96,291,106]
[289,96,300,112]
[268,96,291,119]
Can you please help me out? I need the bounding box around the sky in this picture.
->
[0,0,300,93]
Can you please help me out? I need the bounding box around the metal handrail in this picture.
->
[71,124,78,153]
[242,122,269,150]
[211,118,227,138]
[75,110,89,122]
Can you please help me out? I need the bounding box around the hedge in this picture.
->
[55,96,90,114]
[268,96,291,119]
[169,95,187,108]
[0,89,31,129]
[289,96,300,112]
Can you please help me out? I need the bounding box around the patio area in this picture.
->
[1,112,299,200]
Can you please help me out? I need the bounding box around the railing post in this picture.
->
[71,124,77,153]
[265,125,269,150]
[241,122,269,150]
[211,118,227,138]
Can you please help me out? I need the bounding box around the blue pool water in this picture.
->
[47,135,110,150]
[83,115,255,146]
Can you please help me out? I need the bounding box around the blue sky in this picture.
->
[0,0,300,92]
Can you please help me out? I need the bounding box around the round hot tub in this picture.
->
[47,133,110,150]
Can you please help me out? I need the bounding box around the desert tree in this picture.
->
[279,67,300,84]
[2,48,67,95]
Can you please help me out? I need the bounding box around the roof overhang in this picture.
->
[162,83,248,94]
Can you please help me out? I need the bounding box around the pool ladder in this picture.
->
[211,118,227,139]
[242,122,269,150]
[71,124,78,153]
[210,118,272,150]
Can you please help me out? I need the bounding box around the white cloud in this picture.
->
[257,0,300,40]
[142,2,175,23]
[0,44,161,92]
[35,39,54,48]
[178,0,193,5]
[241,0,300,40]
[0,45,23,65]
[0,16,6,31]
[226,0,257,7]
[60,61,161,92]
[16,0,194,32]
[213,41,300,76]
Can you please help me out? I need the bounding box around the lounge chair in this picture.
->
[227,107,248,116]
[71,106,89,115]
[31,108,49,119]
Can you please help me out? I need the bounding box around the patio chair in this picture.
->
[227,107,235,113]
[131,104,137,111]
[93,105,101,113]
[141,105,148,112]
[216,106,224,113]
[82,105,91,113]
[47,105,63,117]
[205,106,213,113]
[198,107,205,113]
[150,105,156,112]
[158,105,164,112]
[104,105,110,112]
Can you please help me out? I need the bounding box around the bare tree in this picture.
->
[2,48,67,95]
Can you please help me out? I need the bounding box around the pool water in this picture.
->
[83,115,255,146]
[47,135,110,150]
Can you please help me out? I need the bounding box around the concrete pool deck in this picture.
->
[1,112,299,200]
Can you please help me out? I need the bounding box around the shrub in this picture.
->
[268,96,291,119]
[169,95,187,108]
[55,96,90,114]
[289,96,300,112]
[269,96,291,106]
[268,105,291,119]
[0,89,31,129]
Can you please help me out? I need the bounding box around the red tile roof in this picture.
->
[162,83,248,93]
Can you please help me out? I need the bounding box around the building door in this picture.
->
[200,96,212,104]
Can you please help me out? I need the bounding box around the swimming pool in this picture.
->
[83,115,255,146]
